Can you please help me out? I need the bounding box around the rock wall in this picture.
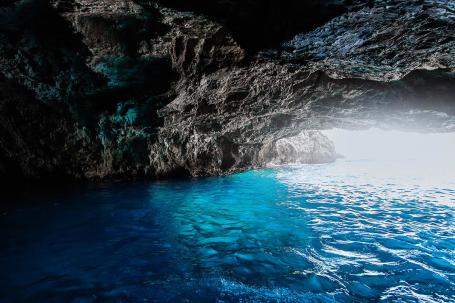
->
[1,0,454,181]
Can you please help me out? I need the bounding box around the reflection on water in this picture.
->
[1,158,454,302]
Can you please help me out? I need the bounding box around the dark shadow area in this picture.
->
[151,0,349,52]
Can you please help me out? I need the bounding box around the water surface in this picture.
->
[1,159,454,302]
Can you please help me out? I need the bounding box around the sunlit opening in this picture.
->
[322,128,455,189]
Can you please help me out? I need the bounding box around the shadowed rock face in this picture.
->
[152,0,350,52]
[1,0,455,181]
[0,75,97,181]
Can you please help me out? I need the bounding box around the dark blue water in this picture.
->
[1,162,454,303]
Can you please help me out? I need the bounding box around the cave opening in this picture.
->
[321,128,455,190]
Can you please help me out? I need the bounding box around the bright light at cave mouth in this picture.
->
[321,128,455,189]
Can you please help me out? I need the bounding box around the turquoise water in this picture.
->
[1,160,454,302]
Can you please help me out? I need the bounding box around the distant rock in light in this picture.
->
[261,131,337,166]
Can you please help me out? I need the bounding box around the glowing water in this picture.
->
[1,130,454,302]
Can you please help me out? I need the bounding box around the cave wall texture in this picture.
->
[1,0,455,182]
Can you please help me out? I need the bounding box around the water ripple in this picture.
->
[0,160,454,302]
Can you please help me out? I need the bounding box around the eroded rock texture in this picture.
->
[1,0,454,181]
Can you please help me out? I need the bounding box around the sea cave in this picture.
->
[0,0,454,302]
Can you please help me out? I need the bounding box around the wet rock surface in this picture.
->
[1,0,455,181]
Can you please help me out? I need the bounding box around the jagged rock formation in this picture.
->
[152,0,350,52]
[261,131,336,166]
[1,0,455,181]
[280,0,455,80]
